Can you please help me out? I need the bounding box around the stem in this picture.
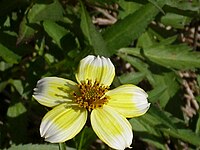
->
[59,143,66,150]
[78,128,86,150]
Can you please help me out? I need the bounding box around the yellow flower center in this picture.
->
[73,80,109,111]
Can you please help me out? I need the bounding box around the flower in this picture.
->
[33,55,150,150]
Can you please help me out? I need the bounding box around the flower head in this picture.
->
[33,55,150,150]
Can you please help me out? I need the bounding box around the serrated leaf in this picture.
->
[140,106,177,130]
[130,118,167,150]
[0,43,21,64]
[120,44,200,69]
[134,104,200,146]
[162,128,200,146]
[145,44,200,69]
[103,1,166,55]
[80,1,109,56]
[17,0,64,44]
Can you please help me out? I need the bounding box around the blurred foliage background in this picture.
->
[0,0,200,149]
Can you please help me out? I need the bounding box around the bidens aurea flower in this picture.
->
[33,55,150,150]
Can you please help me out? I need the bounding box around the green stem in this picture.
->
[78,128,86,150]
[59,143,66,150]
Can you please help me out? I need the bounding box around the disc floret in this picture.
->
[74,80,109,111]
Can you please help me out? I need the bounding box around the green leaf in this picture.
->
[17,18,36,45]
[147,86,167,103]
[7,144,76,150]
[0,61,13,71]
[162,128,200,146]
[196,112,200,135]
[28,0,64,23]
[17,0,64,44]
[118,72,146,85]
[7,102,27,143]
[118,0,142,19]
[165,0,200,12]
[75,127,97,150]
[130,118,167,150]
[103,1,166,55]
[145,44,200,69]
[152,72,180,107]
[140,106,177,130]
[43,20,68,49]
[80,1,109,56]
[136,31,155,48]
[59,143,66,150]
[120,44,200,69]
[118,53,155,85]
[130,117,160,135]
[0,44,21,64]
[197,75,200,86]
[161,13,192,29]
[7,102,26,118]
[0,80,9,92]
[9,79,24,96]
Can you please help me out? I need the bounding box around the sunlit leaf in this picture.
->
[103,0,166,55]
[119,44,200,69]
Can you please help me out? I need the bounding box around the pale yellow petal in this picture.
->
[91,105,133,150]
[40,104,87,143]
[106,84,150,118]
[33,77,78,107]
[75,55,115,86]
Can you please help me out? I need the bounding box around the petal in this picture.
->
[91,105,133,150]
[75,55,115,86]
[33,77,78,107]
[40,104,87,143]
[106,84,150,118]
